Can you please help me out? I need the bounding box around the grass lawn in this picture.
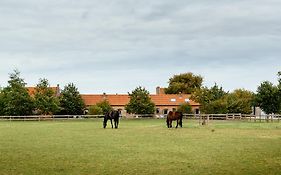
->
[0,119,281,175]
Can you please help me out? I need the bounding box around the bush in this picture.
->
[177,103,193,114]
[88,105,103,115]
[96,100,113,114]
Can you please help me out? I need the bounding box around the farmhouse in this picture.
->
[81,87,200,116]
[27,84,60,97]
[27,85,200,116]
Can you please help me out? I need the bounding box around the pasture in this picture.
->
[0,119,281,175]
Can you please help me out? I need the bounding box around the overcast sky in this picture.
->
[0,0,280,94]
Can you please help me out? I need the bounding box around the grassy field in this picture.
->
[0,119,281,175]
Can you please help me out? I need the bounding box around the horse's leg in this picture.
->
[114,118,118,129]
[110,119,113,129]
[176,119,179,128]
[166,118,170,128]
[103,118,107,128]
[116,118,119,129]
[180,118,183,127]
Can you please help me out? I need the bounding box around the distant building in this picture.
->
[27,84,60,97]
[81,87,200,116]
[26,85,200,116]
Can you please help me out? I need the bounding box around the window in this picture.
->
[156,108,160,114]
[185,98,190,102]
[170,98,176,102]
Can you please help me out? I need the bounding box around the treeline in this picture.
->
[165,72,281,114]
[1,70,280,116]
[0,70,85,116]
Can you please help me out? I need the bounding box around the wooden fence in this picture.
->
[183,113,281,125]
[0,115,104,121]
[0,113,280,123]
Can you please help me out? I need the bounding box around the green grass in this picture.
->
[0,119,281,175]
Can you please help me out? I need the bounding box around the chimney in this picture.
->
[156,86,165,95]
[56,84,60,96]
[156,86,160,95]
[103,92,107,100]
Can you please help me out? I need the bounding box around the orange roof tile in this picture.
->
[81,94,199,107]
[150,94,199,106]
[81,94,130,106]
[27,87,59,96]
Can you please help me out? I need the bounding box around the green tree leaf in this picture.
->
[255,81,280,114]
[34,78,60,115]
[165,72,203,94]
[59,83,85,115]
[125,86,155,114]
[88,105,103,115]
[1,70,34,116]
[96,100,112,114]
[177,103,193,114]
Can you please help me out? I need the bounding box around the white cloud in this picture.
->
[0,0,280,93]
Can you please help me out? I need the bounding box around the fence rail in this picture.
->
[0,113,280,123]
[182,113,281,124]
[0,115,104,121]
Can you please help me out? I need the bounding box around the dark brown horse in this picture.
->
[103,110,121,129]
[166,111,183,128]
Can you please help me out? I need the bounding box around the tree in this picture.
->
[0,89,4,115]
[96,100,113,114]
[125,86,155,114]
[1,70,34,115]
[204,98,228,114]
[255,81,280,114]
[226,89,254,114]
[59,83,85,115]
[34,78,60,115]
[191,83,227,114]
[177,103,193,114]
[88,105,103,115]
[165,72,203,94]
[277,71,281,86]
[278,71,281,110]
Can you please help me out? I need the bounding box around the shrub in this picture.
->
[88,105,103,115]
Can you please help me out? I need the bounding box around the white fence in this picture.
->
[182,113,281,124]
[0,113,280,122]
[0,115,104,121]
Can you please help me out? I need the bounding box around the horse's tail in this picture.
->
[103,114,107,128]
[179,112,183,127]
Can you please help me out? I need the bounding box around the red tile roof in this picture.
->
[27,87,59,96]
[81,94,130,106]
[81,94,199,107]
[150,94,199,106]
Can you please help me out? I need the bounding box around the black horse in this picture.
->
[103,110,121,129]
[166,111,183,128]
